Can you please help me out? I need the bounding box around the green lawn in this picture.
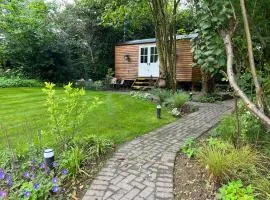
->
[0,88,175,151]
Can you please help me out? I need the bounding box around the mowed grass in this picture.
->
[0,87,175,152]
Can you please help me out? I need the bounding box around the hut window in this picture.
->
[150,47,158,63]
[140,47,148,63]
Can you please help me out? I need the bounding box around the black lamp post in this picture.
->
[44,149,54,169]
[157,105,161,119]
[189,92,193,101]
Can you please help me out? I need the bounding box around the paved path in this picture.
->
[83,101,234,200]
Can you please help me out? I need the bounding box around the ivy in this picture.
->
[192,0,234,76]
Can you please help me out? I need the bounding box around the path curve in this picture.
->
[83,101,234,200]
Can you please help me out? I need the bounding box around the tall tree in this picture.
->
[149,0,180,90]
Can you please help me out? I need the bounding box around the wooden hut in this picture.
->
[115,34,201,89]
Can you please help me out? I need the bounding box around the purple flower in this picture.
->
[52,186,60,193]
[61,169,68,175]
[52,177,58,184]
[7,179,13,187]
[30,165,36,171]
[33,183,39,190]
[23,190,30,198]
[0,190,7,198]
[0,171,5,180]
[5,175,11,181]
[52,161,58,168]
[23,172,30,179]
[31,174,35,180]
[40,162,45,169]
[31,159,36,164]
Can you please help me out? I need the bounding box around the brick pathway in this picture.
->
[83,101,234,200]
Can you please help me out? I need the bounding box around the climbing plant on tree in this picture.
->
[192,0,270,129]
[191,0,231,94]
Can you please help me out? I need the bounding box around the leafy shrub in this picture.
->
[217,180,255,200]
[210,114,236,142]
[173,93,189,108]
[211,108,265,144]
[42,82,100,145]
[181,137,198,158]
[83,80,105,90]
[150,88,173,104]
[129,91,153,101]
[197,142,262,182]
[60,146,86,178]
[194,93,221,103]
[0,77,42,88]
[74,135,113,158]
[104,68,115,89]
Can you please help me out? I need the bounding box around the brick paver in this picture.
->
[83,101,234,200]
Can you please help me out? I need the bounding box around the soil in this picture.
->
[61,150,115,200]
[174,153,216,200]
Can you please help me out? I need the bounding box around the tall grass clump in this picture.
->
[197,140,263,182]
[173,93,189,108]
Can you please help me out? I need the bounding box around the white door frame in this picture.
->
[138,44,159,77]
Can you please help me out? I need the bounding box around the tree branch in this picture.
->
[240,0,264,112]
[220,31,270,129]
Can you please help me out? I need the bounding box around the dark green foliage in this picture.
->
[194,93,222,103]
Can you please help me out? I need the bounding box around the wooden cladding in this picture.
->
[115,40,201,82]
[115,44,141,80]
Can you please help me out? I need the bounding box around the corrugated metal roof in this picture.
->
[116,33,198,46]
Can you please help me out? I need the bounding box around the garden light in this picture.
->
[44,149,54,169]
[157,105,161,119]
[189,92,193,101]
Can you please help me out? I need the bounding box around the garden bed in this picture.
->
[174,153,216,200]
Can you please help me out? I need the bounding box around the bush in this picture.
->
[74,135,113,159]
[210,114,236,142]
[0,77,42,88]
[197,141,262,182]
[181,137,198,158]
[150,88,173,104]
[86,80,105,90]
[129,91,153,101]
[60,146,86,178]
[217,180,255,200]
[194,93,221,103]
[42,82,100,145]
[173,93,189,108]
[211,108,266,144]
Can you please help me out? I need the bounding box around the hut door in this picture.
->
[149,46,159,77]
[138,47,149,77]
[139,45,159,77]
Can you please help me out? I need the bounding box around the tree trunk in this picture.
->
[149,0,179,91]
[201,69,215,94]
[220,31,270,130]
[240,0,265,112]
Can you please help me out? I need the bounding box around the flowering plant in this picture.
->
[0,160,68,200]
